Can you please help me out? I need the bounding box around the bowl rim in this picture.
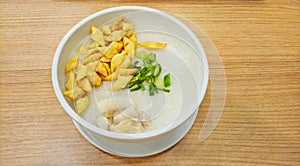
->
[52,6,209,140]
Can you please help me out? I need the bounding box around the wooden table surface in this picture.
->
[1,0,299,165]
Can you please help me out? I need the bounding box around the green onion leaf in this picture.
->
[127,80,138,88]
[140,67,149,75]
[152,64,162,77]
[157,88,170,93]
[135,51,147,60]
[130,61,140,68]
[149,83,155,96]
[154,77,164,88]
[145,75,155,84]
[164,73,171,87]
[140,83,145,91]
[130,85,141,92]
[147,53,156,62]
[143,59,151,66]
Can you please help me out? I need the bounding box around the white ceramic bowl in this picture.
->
[52,6,209,157]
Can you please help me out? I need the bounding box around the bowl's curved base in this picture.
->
[72,110,198,157]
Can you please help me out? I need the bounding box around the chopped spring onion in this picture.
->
[147,53,156,62]
[135,51,147,60]
[164,73,171,87]
[130,61,140,68]
[149,83,155,96]
[143,59,151,67]
[129,51,171,96]
[140,83,146,91]
[154,77,164,88]
[152,64,162,77]
[130,84,141,92]
[157,88,170,93]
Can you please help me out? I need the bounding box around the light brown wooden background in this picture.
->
[1,0,299,165]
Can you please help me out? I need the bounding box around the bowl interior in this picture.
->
[54,7,209,139]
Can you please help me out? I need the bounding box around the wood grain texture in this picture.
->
[0,0,299,165]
